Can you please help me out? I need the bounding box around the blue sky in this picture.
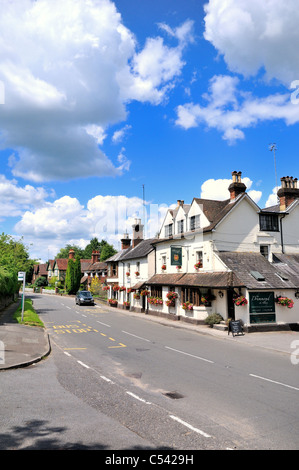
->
[1,0,299,262]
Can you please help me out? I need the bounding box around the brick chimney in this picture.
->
[177,200,185,207]
[68,249,75,259]
[228,171,247,201]
[121,233,131,250]
[277,176,299,211]
[132,218,143,248]
[91,250,100,264]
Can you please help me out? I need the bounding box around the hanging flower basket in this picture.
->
[102,286,110,291]
[161,264,167,271]
[176,265,181,270]
[127,288,135,293]
[233,295,248,306]
[113,285,120,291]
[134,293,141,300]
[126,272,130,277]
[166,299,175,307]
[135,271,140,276]
[140,289,150,296]
[277,296,294,308]
[194,262,202,270]
[182,301,193,311]
[119,286,126,291]
[166,291,178,301]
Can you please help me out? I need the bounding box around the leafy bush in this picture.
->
[0,267,18,296]
[204,313,223,327]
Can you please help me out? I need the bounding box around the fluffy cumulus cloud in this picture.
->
[204,0,299,85]
[175,1,299,142]
[0,174,54,218]
[201,176,262,204]
[14,192,169,260]
[175,74,299,143]
[0,0,193,182]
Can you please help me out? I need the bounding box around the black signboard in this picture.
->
[228,320,244,336]
[249,291,275,313]
[171,246,182,266]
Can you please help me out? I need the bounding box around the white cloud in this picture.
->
[200,175,262,203]
[204,0,299,85]
[175,74,299,143]
[0,174,53,217]
[112,125,132,143]
[0,0,193,182]
[265,186,280,208]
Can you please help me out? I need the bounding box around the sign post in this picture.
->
[18,271,26,322]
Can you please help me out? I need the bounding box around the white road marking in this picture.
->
[169,415,211,438]
[126,391,152,405]
[100,375,114,384]
[97,321,111,328]
[165,346,214,364]
[64,351,72,357]
[250,374,299,391]
[77,360,90,369]
[122,331,151,342]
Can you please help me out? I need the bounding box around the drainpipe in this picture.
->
[280,214,286,254]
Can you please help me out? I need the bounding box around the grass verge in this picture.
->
[14,298,44,327]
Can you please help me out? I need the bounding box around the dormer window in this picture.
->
[177,220,184,234]
[165,223,173,237]
[190,215,200,231]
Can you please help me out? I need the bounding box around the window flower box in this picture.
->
[182,301,193,311]
[148,296,163,305]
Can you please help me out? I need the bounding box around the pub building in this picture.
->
[106,171,299,332]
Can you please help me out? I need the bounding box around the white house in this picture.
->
[106,171,299,332]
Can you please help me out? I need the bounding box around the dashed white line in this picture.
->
[126,391,152,405]
[97,321,111,328]
[77,360,90,369]
[64,351,72,357]
[165,346,214,364]
[122,331,151,342]
[250,374,299,391]
[169,415,211,438]
[100,375,114,384]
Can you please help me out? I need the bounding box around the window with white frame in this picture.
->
[195,250,203,268]
[177,219,184,234]
[165,223,173,237]
[189,215,200,231]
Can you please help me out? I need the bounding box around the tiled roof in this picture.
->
[121,238,157,260]
[146,271,242,288]
[219,252,299,289]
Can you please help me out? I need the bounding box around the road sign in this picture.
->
[18,271,25,281]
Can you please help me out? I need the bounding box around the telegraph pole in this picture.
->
[269,143,279,202]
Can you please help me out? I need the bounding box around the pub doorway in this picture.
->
[227,288,235,320]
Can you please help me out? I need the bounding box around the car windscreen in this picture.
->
[79,292,92,297]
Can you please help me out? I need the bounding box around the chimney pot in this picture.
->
[228,171,246,201]
[277,175,299,210]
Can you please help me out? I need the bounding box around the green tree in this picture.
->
[55,244,84,260]
[99,240,117,261]
[83,237,102,259]
[65,257,81,295]
[0,233,36,280]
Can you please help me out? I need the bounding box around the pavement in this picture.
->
[1,294,299,371]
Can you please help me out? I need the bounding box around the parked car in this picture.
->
[75,290,95,306]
